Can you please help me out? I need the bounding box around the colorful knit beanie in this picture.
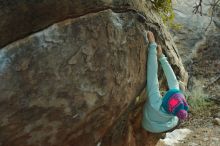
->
[162,89,189,120]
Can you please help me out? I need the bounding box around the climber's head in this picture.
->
[162,89,189,120]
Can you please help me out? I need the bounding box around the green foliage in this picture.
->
[150,0,183,29]
[184,81,212,113]
[169,23,183,31]
[151,0,174,23]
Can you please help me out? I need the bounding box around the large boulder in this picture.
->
[0,0,150,48]
[0,0,188,146]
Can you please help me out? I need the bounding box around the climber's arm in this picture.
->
[146,42,162,109]
[159,54,179,90]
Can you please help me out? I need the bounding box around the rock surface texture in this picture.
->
[0,0,187,146]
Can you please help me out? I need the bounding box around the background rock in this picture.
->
[0,0,187,146]
[171,0,220,101]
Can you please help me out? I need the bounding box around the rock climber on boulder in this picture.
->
[142,31,189,133]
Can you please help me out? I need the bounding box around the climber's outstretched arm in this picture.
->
[146,32,162,109]
[158,48,179,90]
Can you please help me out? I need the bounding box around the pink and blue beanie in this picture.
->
[162,89,189,120]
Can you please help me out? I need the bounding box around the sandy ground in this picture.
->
[162,103,220,146]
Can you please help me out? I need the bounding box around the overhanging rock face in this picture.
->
[0,0,151,48]
[0,1,188,146]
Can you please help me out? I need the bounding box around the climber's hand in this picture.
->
[147,31,155,43]
[157,45,163,58]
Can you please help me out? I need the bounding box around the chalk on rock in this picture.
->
[156,128,192,146]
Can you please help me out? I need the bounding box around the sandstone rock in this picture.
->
[0,0,187,146]
[0,0,150,48]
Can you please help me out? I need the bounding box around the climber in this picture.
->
[142,31,189,133]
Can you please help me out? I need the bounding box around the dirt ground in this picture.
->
[175,102,220,146]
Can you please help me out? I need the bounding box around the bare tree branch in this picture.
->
[193,0,203,15]
[204,0,220,31]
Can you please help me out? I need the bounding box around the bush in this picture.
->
[185,80,212,113]
[150,0,183,29]
[150,0,174,23]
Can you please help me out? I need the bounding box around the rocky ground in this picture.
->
[178,103,220,146]
[156,102,220,146]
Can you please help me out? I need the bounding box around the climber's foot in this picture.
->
[147,31,155,43]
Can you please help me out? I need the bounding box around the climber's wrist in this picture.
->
[149,42,157,49]
[159,54,166,62]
